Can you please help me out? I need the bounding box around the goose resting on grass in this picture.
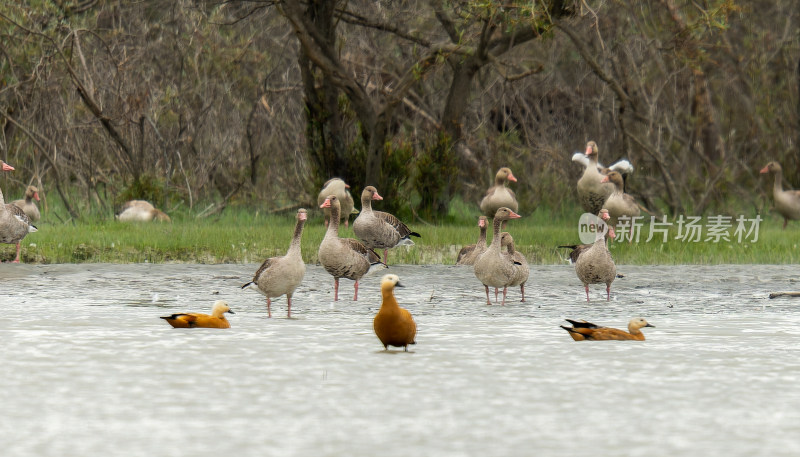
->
[317,178,357,228]
[116,200,171,222]
[760,161,800,229]
[600,171,641,234]
[480,167,518,218]
[12,185,40,222]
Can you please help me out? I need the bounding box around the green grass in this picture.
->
[4,205,800,264]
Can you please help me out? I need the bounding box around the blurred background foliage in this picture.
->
[0,0,798,223]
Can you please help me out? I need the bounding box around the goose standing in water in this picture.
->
[12,185,40,222]
[561,318,654,341]
[573,209,616,302]
[576,141,615,215]
[317,178,357,228]
[116,200,171,222]
[160,300,234,329]
[0,161,38,263]
[558,209,612,264]
[242,208,307,318]
[353,186,420,265]
[473,207,522,305]
[456,216,488,266]
[500,232,530,302]
[373,274,417,351]
[480,167,518,218]
[760,161,800,229]
[319,195,382,301]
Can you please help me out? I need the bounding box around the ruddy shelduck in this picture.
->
[561,318,654,341]
[373,274,417,351]
[160,300,234,329]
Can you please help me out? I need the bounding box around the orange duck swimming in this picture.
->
[561,318,654,341]
[160,300,234,329]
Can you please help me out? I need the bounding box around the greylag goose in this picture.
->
[576,141,614,215]
[574,209,616,301]
[116,200,171,222]
[558,209,612,264]
[373,274,417,351]
[760,161,800,229]
[12,185,40,222]
[160,300,234,329]
[479,167,518,217]
[561,318,654,341]
[353,186,420,265]
[242,208,307,318]
[1,161,38,263]
[319,195,382,301]
[473,207,522,305]
[500,232,530,302]
[572,151,634,192]
[600,171,641,232]
[456,216,488,265]
[317,178,357,228]
[572,153,634,175]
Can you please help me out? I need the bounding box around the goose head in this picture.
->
[760,161,781,174]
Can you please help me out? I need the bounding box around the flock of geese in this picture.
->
[3,141,800,348]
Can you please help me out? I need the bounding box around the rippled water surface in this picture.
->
[2,263,800,457]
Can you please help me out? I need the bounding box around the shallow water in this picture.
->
[2,263,799,457]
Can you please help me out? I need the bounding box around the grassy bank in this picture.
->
[3,205,799,265]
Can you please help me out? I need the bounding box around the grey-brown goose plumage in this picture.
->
[0,161,37,263]
[574,209,616,302]
[242,208,307,318]
[576,141,614,215]
[353,186,420,265]
[500,232,530,302]
[558,209,612,264]
[319,195,382,301]
[456,216,488,265]
[760,161,800,229]
[473,207,522,305]
[600,171,641,232]
[317,178,357,228]
[12,185,40,222]
[479,167,518,217]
